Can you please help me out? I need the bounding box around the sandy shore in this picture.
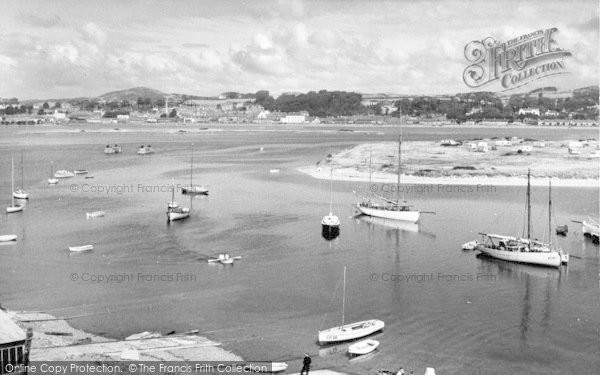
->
[6,310,351,375]
[300,140,599,187]
[6,310,242,362]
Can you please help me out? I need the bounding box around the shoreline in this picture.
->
[4,309,349,375]
[5,309,243,362]
[299,165,600,188]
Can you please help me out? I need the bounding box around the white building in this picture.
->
[518,107,540,116]
[53,111,66,120]
[280,112,308,124]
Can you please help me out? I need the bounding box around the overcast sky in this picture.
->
[0,0,597,99]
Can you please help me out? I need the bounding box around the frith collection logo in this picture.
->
[463,28,572,91]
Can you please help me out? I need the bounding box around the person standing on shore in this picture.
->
[300,353,311,375]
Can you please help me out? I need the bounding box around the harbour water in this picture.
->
[1,124,598,375]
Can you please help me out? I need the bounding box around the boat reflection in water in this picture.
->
[354,214,420,233]
[321,225,339,240]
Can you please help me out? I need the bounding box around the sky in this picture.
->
[0,0,598,99]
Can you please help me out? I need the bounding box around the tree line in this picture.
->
[254,90,366,117]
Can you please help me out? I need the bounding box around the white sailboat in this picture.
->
[13,151,29,199]
[355,134,420,223]
[48,161,59,184]
[321,162,340,238]
[182,143,209,195]
[167,179,189,222]
[474,171,569,268]
[6,158,24,213]
[318,266,385,345]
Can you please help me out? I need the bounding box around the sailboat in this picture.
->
[318,266,385,345]
[13,151,29,199]
[181,143,208,195]
[6,158,24,213]
[167,179,190,222]
[48,161,59,184]
[474,170,569,268]
[321,160,340,239]
[355,134,420,223]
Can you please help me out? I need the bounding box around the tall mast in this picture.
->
[50,161,53,178]
[171,178,175,205]
[341,266,346,327]
[329,164,333,215]
[368,147,372,202]
[548,179,552,246]
[190,143,194,187]
[20,151,24,189]
[527,169,531,246]
[11,157,15,207]
[397,134,403,205]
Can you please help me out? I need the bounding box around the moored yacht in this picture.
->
[166,179,189,222]
[6,158,24,213]
[48,161,59,184]
[473,171,569,268]
[355,135,420,223]
[321,163,340,239]
[13,152,29,199]
[181,143,209,195]
[318,266,384,345]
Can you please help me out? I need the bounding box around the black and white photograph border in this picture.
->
[0,1,598,375]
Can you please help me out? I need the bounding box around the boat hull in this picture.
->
[6,205,24,213]
[182,186,209,195]
[355,204,419,223]
[55,170,74,178]
[167,208,190,222]
[348,339,379,355]
[69,245,94,252]
[477,246,561,267]
[13,191,29,199]
[318,319,384,345]
[0,234,17,242]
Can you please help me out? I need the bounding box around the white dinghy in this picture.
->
[69,244,94,252]
[348,339,380,356]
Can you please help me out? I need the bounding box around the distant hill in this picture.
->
[97,87,168,102]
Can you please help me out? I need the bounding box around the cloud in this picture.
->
[0,0,597,98]
[18,13,64,28]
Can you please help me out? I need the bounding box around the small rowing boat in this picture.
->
[348,339,379,356]
[74,169,89,175]
[86,211,105,219]
[69,245,94,252]
[55,170,74,178]
[208,254,241,264]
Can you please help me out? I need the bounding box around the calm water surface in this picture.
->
[0,124,598,375]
